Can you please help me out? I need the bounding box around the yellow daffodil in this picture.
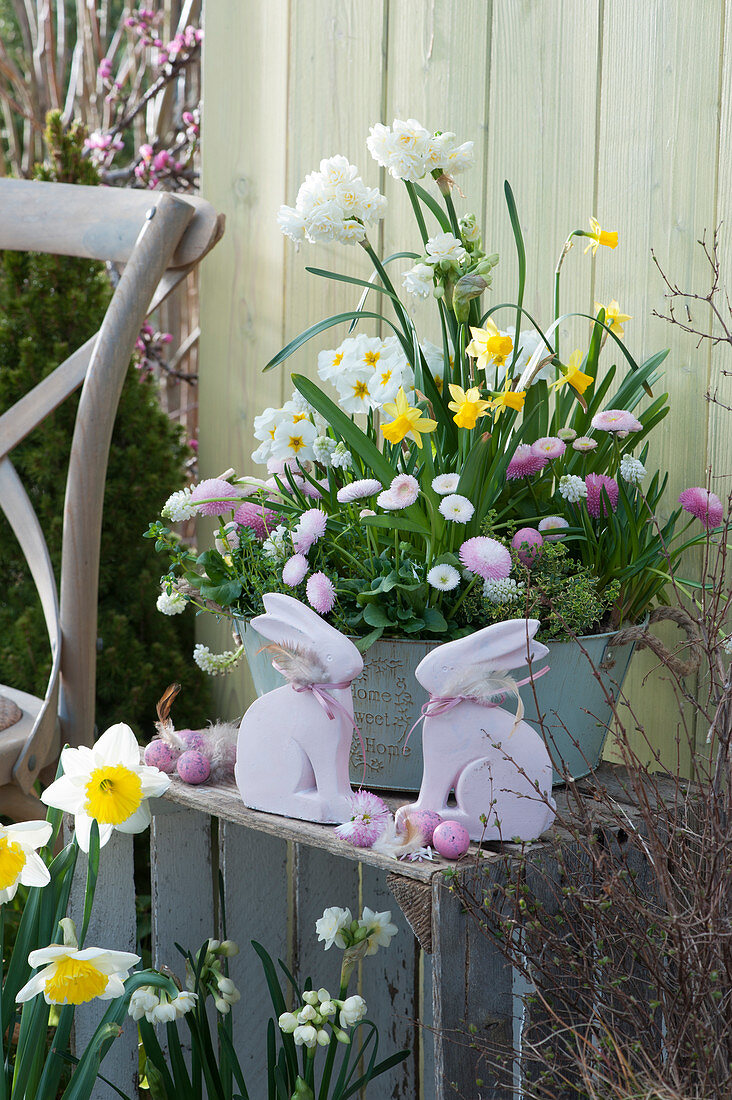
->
[595,299,631,337]
[550,349,594,396]
[465,320,513,370]
[16,920,140,1007]
[489,374,526,419]
[447,384,491,429]
[381,387,437,449]
[584,217,618,255]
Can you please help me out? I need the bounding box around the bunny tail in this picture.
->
[261,642,328,687]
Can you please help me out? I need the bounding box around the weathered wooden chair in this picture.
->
[0,180,223,819]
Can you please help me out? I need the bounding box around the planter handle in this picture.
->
[604,606,702,678]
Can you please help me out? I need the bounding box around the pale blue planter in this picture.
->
[238,621,636,792]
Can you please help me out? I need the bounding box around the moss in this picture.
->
[0,114,210,736]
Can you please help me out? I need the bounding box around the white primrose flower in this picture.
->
[358,907,398,956]
[425,232,468,270]
[0,820,52,903]
[483,577,525,605]
[318,343,350,384]
[438,494,475,523]
[620,455,647,484]
[156,589,186,615]
[271,417,317,463]
[369,348,414,406]
[427,564,461,592]
[161,488,198,523]
[402,262,435,299]
[315,906,352,950]
[558,475,588,503]
[17,939,140,1006]
[251,440,273,466]
[41,724,170,853]
[193,644,244,676]
[339,994,368,1028]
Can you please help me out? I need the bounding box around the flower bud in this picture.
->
[217,976,237,996]
[214,997,230,1014]
[278,1012,298,1033]
[302,990,319,1006]
[298,1004,318,1024]
[452,272,489,322]
[218,940,240,957]
[317,988,331,1003]
[316,1028,331,1047]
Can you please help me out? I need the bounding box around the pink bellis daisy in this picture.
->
[234,501,279,540]
[506,444,548,481]
[573,436,597,452]
[282,554,309,587]
[336,479,383,504]
[431,473,461,495]
[293,509,327,553]
[531,437,566,460]
[387,474,419,507]
[335,791,390,848]
[586,473,619,518]
[590,409,642,433]
[306,572,336,615]
[678,487,724,528]
[459,537,512,580]
[191,478,245,517]
[538,516,569,540]
[512,527,544,566]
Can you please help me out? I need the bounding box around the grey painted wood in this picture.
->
[150,804,216,972]
[66,823,139,1100]
[218,821,289,1084]
[432,868,514,1100]
[293,844,360,997]
[360,863,421,1100]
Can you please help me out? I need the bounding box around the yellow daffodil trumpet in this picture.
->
[380,387,437,449]
[595,299,631,338]
[447,384,491,429]
[465,320,513,371]
[584,217,618,256]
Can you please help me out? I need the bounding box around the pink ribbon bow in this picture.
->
[403,665,550,752]
[284,675,367,785]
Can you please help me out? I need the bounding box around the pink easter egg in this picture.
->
[511,527,544,567]
[176,749,211,785]
[433,820,471,860]
[144,739,178,773]
[405,810,443,844]
[178,728,207,753]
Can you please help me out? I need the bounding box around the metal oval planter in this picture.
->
[239,621,636,791]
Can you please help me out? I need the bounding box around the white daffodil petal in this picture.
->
[95,724,143,768]
[6,820,53,849]
[73,815,114,854]
[74,948,140,973]
[99,975,127,1000]
[138,769,171,798]
[0,883,18,904]
[40,775,84,814]
[114,802,152,835]
[15,970,49,1003]
[19,849,51,888]
[57,744,94,777]
[28,944,69,968]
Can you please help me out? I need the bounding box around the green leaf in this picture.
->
[304,267,402,303]
[363,604,394,628]
[422,607,448,633]
[361,514,429,535]
[412,184,451,232]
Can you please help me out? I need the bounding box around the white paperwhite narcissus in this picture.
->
[17,943,140,1006]
[40,723,170,852]
[0,820,52,904]
[339,994,368,1027]
[358,908,399,956]
[315,906,352,950]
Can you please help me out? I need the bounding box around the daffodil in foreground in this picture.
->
[550,349,594,397]
[0,820,52,904]
[489,373,526,419]
[584,217,618,255]
[595,298,631,337]
[447,384,491,429]
[381,387,437,449]
[465,319,513,370]
[16,919,139,1007]
[41,723,170,852]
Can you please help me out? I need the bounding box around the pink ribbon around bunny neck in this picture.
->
[402,664,550,752]
[271,663,368,785]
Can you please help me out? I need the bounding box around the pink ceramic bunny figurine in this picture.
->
[235,593,362,823]
[399,619,556,842]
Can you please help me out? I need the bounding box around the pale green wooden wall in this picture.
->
[197,0,732,768]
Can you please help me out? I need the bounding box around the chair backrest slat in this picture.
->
[0,179,219,267]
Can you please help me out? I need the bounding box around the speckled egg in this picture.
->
[405,810,443,844]
[176,749,211,785]
[178,729,207,753]
[144,739,178,773]
[432,820,470,859]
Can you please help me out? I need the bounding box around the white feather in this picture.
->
[442,665,525,734]
[263,643,327,687]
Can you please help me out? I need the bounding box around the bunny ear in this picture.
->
[251,592,351,654]
[416,618,548,686]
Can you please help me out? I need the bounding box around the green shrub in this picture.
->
[0,114,210,736]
